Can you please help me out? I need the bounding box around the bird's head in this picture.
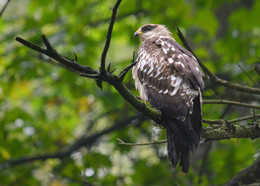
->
[134,24,172,42]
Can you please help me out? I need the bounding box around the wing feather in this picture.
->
[133,36,204,116]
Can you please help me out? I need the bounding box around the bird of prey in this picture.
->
[132,24,204,173]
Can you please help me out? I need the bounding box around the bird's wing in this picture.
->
[134,36,204,116]
[154,36,204,90]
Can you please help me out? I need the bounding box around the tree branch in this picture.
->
[0,0,10,17]
[118,120,260,146]
[100,0,122,74]
[203,99,260,109]
[202,121,260,140]
[177,28,260,95]
[15,35,162,123]
[15,36,98,75]
[203,114,260,125]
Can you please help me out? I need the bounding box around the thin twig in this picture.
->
[203,99,260,109]
[100,0,122,74]
[118,62,136,81]
[228,114,260,123]
[237,63,256,85]
[203,114,260,125]
[42,34,55,51]
[0,0,10,17]
[15,36,98,75]
[177,28,260,95]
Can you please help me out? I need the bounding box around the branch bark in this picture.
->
[202,121,260,140]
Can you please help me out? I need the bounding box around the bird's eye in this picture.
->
[146,26,151,31]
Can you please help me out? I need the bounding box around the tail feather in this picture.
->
[165,116,201,173]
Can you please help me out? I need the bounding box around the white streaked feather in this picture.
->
[171,76,182,87]
[170,87,179,96]
[175,61,185,68]
[162,48,167,54]
[154,70,161,78]
[170,75,177,82]
[163,89,168,94]
[147,65,154,74]
[168,58,174,63]
[158,76,164,80]
[132,65,147,101]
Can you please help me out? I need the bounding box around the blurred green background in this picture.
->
[1,0,260,185]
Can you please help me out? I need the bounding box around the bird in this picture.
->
[132,24,204,173]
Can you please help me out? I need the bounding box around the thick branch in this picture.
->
[202,121,260,140]
[118,120,260,146]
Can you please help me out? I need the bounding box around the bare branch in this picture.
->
[203,99,260,109]
[0,0,10,17]
[118,62,136,82]
[15,36,98,75]
[203,114,260,125]
[237,63,256,85]
[100,0,122,74]
[118,51,137,81]
[177,27,260,95]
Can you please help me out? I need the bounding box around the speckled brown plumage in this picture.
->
[133,24,204,173]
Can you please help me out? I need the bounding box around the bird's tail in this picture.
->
[165,116,200,173]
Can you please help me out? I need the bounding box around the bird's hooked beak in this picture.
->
[134,30,143,37]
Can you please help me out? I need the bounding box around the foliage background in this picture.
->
[1,0,260,185]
